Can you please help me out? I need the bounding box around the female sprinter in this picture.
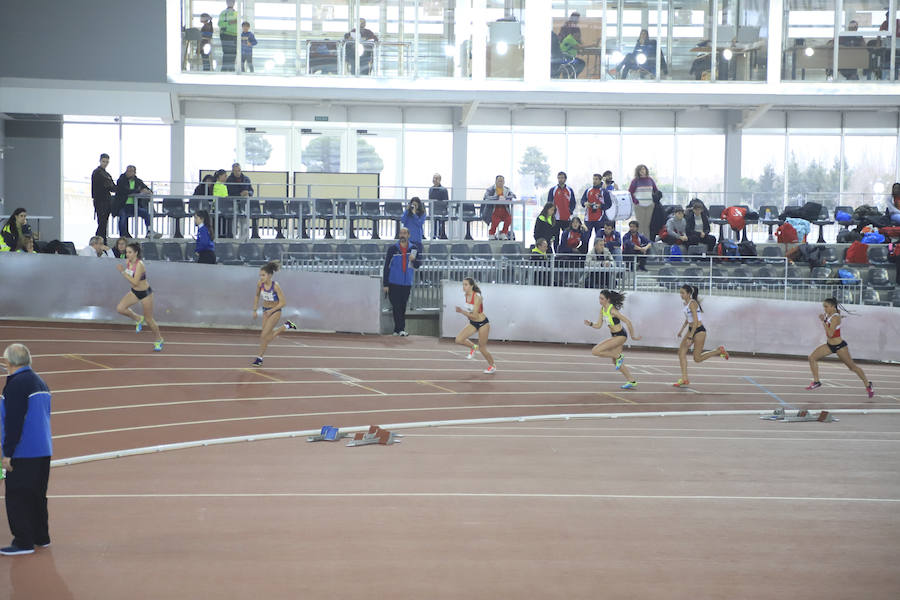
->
[806,297,874,397]
[454,277,496,374]
[584,290,641,389]
[116,242,164,351]
[673,284,729,387]
[251,261,297,366]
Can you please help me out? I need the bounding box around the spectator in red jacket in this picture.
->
[547,171,576,249]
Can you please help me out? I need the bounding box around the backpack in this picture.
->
[835,210,853,224]
[798,243,825,268]
[799,202,823,222]
[852,204,882,222]
[667,243,684,263]
[844,240,869,264]
[716,239,739,259]
[775,222,798,244]
[738,240,757,256]
[785,217,811,242]
[861,232,885,244]
[722,206,747,232]
[837,268,859,285]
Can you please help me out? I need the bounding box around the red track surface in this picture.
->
[1,321,899,598]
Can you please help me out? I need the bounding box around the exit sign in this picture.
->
[314,116,329,122]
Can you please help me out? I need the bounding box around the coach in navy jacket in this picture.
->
[382,228,422,336]
[1,344,52,555]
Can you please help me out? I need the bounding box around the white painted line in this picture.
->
[40,492,900,503]
[47,408,900,468]
[400,433,900,443]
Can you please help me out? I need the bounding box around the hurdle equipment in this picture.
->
[345,425,403,447]
[307,425,350,442]
[761,408,837,423]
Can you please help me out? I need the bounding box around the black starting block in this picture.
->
[307,425,350,442]
[761,408,837,423]
[345,425,403,447]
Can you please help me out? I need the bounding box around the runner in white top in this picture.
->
[673,284,728,387]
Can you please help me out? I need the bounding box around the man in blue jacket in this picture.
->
[1,344,52,556]
[382,228,422,336]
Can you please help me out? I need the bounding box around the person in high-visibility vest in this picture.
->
[0,208,28,252]
[218,0,239,72]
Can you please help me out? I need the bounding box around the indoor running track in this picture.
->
[1,320,899,599]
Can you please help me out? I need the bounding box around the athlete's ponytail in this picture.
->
[464,277,481,294]
[680,284,703,312]
[261,260,281,275]
[600,289,625,310]
[824,297,853,316]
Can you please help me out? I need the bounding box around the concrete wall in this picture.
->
[0,253,383,334]
[440,282,900,362]
[0,0,167,83]
[3,120,62,240]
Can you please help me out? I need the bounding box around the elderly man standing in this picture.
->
[1,344,53,556]
[382,227,421,336]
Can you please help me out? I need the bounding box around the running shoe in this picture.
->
[867,382,874,399]
[284,320,297,330]
[483,365,496,374]
[153,340,164,352]
[467,345,478,359]
[805,381,822,391]
[673,379,690,387]
[251,357,263,367]
[620,381,637,390]
[718,346,729,360]
[398,331,409,337]
[614,353,624,370]
[135,316,145,333]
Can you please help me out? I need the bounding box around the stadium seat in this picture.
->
[754,266,780,289]
[761,245,784,264]
[811,266,833,286]
[426,243,451,260]
[471,242,494,258]
[861,288,882,305]
[820,246,842,266]
[867,245,890,266]
[141,242,160,261]
[263,200,288,239]
[811,205,834,244]
[708,204,726,239]
[499,242,525,258]
[352,201,383,240]
[450,243,473,261]
[336,243,360,262]
[161,242,184,262]
[314,199,336,239]
[262,243,284,263]
[834,205,855,225]
[891,288,900,307]
[161,198,189,238]
[382,201,404,240]
[865,267,893,291]
[656,266,679,290]
[238,242,264,265]
[216,242,242,266]
[247,199,264,239]
[786,265,808,287]
[758,204,780,240]
[461,203,480,241]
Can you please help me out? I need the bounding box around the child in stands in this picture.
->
[251,261,297,366]
[584,289,641,389]
[805,298,874,397]
[673,284,728,387]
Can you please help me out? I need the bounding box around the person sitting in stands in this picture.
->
[78,236,112,257]
[622,220,652,271]
[529,237,551,286]
[662,207,689,247]
[685,200,716,252]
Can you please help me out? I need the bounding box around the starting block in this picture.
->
[761,408,837,423]
[345,425,403,447]
[307,425,350,442]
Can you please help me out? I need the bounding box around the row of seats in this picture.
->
[677,243,894,267]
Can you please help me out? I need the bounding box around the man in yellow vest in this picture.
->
[218,0,239,72]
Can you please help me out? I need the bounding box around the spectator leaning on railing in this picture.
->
[114,166,159,239]
[226,163,253,239]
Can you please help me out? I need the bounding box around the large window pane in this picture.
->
[786,134,841,206]
[621,134,674,190]
[740,134,785,208]
[783,0,836,81]
[63,123,120,244]
[486,0,525,79]
[842,135,898,207]
[675,134,724,200]
[404,130,453,198]
[467,132,513,193]
[121,125,171,193]
[566,133,621,196]
[185,126,238,185]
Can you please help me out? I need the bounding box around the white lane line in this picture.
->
[38,492,900,503]
[441,425,900,435]
[400,433,900,443]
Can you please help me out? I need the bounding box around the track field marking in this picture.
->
[242,368,283,382]
[37,492,900,503]
[442,425,900,435]
[604,391,636,405]
[402,432,900,443]
[418,380,458,394]
[744,376,796,409]
[63,354,112,370]
[344,381,387,395]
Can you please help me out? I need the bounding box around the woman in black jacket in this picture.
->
[685,200,716,252]
[533,202,558,250]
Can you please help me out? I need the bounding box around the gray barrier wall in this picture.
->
[440,281,900,362]
[0,253,382,334]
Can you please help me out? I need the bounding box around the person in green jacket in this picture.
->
[218,0,239,71]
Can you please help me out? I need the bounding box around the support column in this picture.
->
[450,109,468,241]
[724,110,742,202]
[171,119,186,194]
[767,0,784,84]
[5,118,62,240]
[523,0,550,83]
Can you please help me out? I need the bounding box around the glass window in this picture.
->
[621,134,675,191]
[783,0,836,81]
[786,134,841,207]
[62,122,120,244]
[185,126,238,185]
[355,132,399,194]
[242,129,289,172]
[404,130,453,198]
[121,125,171,193]
[842,135,898,207]
[740,134,785,208]
[566,133,621,197]
[486,0,525,79]
[675,134,724,198]
[467,132,513,193]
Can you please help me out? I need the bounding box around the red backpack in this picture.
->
[775,222,798,244]
[845,241,869,264]
[722,206,747,232]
